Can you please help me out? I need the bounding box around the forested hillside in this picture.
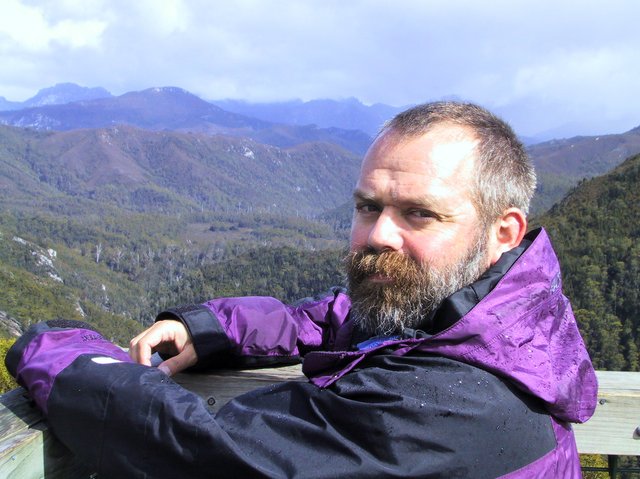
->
[3,150,640,373]
[0,124,361,217]
[4,82,640,218]
[0,207,347,343]
[0,103,360,344]
[1,85,639,374]
[527,126,640,213]
[534,153,640,370]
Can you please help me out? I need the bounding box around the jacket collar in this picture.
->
[304,228,597,423]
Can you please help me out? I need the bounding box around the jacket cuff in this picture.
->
[6,320,103,378]
[156,304,232,365]
[7,322,131,414]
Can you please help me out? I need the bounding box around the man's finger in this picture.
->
[157,347,197,376]
[129,326,165,366]
[129,321,192,367]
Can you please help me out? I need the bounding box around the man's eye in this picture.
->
[356,204,380,214]
[409,210,435,219]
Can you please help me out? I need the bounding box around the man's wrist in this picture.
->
[156,304,232,365]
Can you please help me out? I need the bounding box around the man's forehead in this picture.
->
[375,122,478,150]
[360,124,479,180]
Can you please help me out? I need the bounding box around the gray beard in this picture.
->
[346,232,489,336]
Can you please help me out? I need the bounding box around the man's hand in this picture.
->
[129,320,197,376]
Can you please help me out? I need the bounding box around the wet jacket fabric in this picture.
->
[6,227,597,478]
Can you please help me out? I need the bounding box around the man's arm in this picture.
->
[131,288,352,375]
[8,325,557,478]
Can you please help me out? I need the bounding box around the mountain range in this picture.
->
[0,86,371,155]
[527,126,640,212]
[0,83,112,111]
[2,82,640,216]
[212,97,404,137]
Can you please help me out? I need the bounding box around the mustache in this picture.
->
[344,248,430,335]
[344,249,423,285]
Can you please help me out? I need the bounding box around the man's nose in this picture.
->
[368,213,403,252]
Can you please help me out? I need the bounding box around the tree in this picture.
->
[95,242,103,264]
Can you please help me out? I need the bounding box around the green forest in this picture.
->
[0,138,639,479]
[534,153,640,371]
[0,208,346,342]
[1,150,639,392]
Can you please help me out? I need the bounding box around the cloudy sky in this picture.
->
[1,0,639,138]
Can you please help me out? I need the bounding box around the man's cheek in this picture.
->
[349,221,373,249]
[349,236,367,252]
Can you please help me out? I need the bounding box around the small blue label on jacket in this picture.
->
[356,335,400,351]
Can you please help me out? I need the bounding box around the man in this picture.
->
[7,102,597,478]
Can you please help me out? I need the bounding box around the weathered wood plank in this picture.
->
[0,388,93,479]
[173,363,306,413]
[573,371,640,455]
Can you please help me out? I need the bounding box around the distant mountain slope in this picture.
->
[0,97,21,111]
[528,126,640,213]
[0,87,266,130]
[533,152,640,370]
[0,87,372,155]
[0,124,361,217]
[24,82,113,108]
[0,83,112,111]
[212,98,404,137]
[6,84,640,217]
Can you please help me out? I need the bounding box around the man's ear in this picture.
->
[488,208,528,265]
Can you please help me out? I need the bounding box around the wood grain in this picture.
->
[573,371,640,455]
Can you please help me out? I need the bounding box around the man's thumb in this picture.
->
[157,347,197,376]
[157,356,184,376]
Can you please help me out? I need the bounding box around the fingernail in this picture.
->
[158,364,171,376]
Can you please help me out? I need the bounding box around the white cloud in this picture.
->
[508,45,640,120]
[0,0,52,51]
[130,0,191,35]
[0,0,106,52]
[50,18,107,48]
[1,0,640,136]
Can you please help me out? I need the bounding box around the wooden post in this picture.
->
[572,371,640,456]
[0,388,93,479]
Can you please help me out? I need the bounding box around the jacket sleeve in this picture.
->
[156,287,353,367]
[5,320,132,414]
[7,330,557,478]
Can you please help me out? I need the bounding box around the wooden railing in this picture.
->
[1,367,638,478]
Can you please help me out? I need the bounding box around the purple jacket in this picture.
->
[174,227,597,477]
[7,228,597,478]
